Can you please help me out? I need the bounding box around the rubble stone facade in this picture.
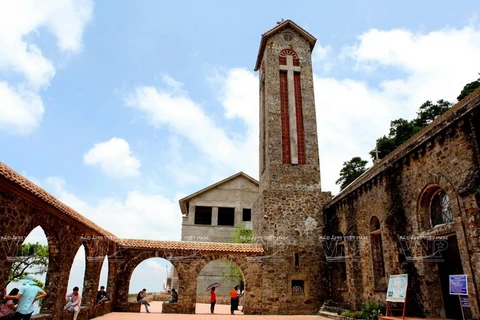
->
[251,20,332,315]
[323,90,480,319]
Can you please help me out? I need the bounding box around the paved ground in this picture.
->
[93,302,329,319]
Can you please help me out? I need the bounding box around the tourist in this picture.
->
[230,285,240,315]
[0,288,18,319]
[168,288,178,303]
[5,274,47,320]
[64,286,81,320]
[137,289,150,313]
[210,286,216,314]
[96,286,108,305]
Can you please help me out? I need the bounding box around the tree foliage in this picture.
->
[336,157,369,191]
[230,225,253,244]
[220,225,252,284]
[457,75,480,101]
[370,99,452,160]
[8,243,48,288]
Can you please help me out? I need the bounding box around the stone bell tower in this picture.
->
[251,20,331,315]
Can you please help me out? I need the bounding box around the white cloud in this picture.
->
[125,71,259,177]
[44,177,182,241]
[0,82,44,134]
[316,25,480,194]
[0,0,93,133]
[84,137,141,179]
[212,67,258,126]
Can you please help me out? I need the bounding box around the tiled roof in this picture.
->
[329,87,480,205]
[255,19,317,71]
[119,239,264,253]
[0,162,118,239]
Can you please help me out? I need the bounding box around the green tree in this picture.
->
[370,100,452,161]
[8,243,48,288]
[231,225,253,244]
[414,99,452,127]
[457,75,480,101]
[336,157,369,191]
[220,225,252,284]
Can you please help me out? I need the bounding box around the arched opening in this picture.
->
[128,257,174,313]
[66,244,86,318]
[6,226,49,315]
[97,256,109,304]
[370,216,386,290]
[195,259,245,315]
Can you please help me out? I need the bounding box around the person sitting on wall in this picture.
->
[137,289,150,313]
[96,286,108,305]
[64,286,82,320]
[0,288,18,319]
[168,289,178,303]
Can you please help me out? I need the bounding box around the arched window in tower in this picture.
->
[370,216,386,289]
[278,48,305,165]
[430,189,454,227]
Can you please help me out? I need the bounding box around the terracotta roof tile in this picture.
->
[0,162,117,239]
[119,239,264,253]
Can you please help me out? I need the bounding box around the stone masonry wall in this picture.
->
[325,94,480,318]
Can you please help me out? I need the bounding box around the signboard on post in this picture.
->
[386,274,408,302]
[449,275,472,320]
[449,274,468,295]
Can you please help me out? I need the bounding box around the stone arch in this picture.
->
[193,255,248,314]
[67,244,87,303]
[369,215,381,232]
[195,256,245,298]
[129,257,173,294]
[4,226,50,315]
[417,183,456,230]
[279,48,299,59]
[98,256,109,292]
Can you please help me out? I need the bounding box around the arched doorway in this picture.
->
[195,259,245,315]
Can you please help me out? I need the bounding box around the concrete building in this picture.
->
[179,172,259,296]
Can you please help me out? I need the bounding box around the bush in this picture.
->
[342,311,364,319]
[360,301,385,320]
[342,300,385,320]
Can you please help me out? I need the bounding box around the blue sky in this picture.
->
[2,0,480,295]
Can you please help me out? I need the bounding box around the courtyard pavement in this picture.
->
[93,302,329,319]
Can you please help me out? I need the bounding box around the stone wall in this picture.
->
[0,173,119,319]
[324,90,480,318]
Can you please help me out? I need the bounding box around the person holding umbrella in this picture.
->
[210,287,216,314]
[206,282,220,314]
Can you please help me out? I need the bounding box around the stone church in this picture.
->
[248,20,480,318]
[184,19,480,318]
[0,19,479,319]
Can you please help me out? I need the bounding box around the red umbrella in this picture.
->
[206,282,221,291]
